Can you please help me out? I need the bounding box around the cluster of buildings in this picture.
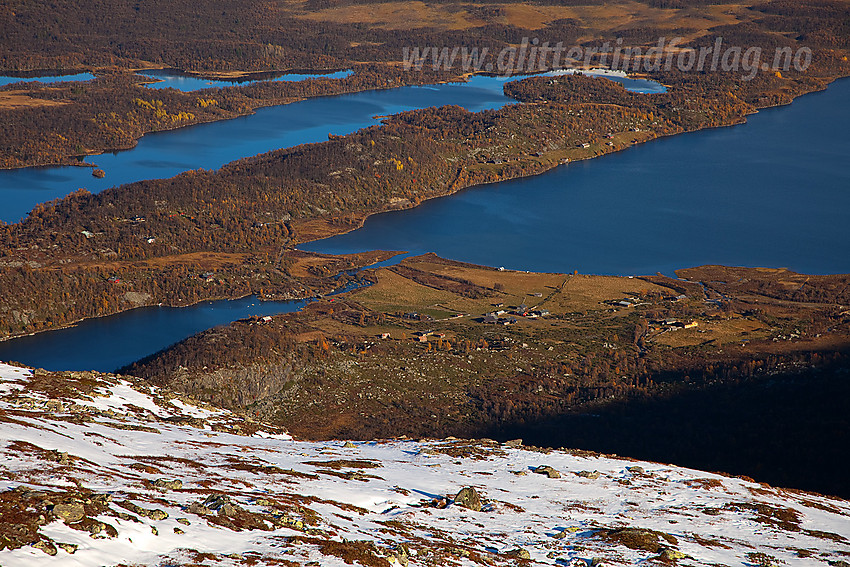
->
[481,301,549,325]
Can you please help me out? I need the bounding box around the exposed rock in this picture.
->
[576,470,601,479]
[506,547,531,559]
[187,501,211,515]
[596,527,678,552]
[657,547,687,561]
[57,542,78,554]
[202,493,232,511]
[278,515,304,530]
[53,501,86,523]
[119,501,168,521]
[504,439,523,448]
[219,503,240,516]
[193,493,245,518]
[392,543,410,565]
[32,540,57,555]
[454,487,482,511]
[534,465,561,478]
[152,478,183,491]
[46,450,72,465]
[343,441,357,448]
[627,466,645,475]
[81,520,105,535]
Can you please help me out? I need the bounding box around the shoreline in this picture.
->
[0,250,397,344]
[294,73,847,249]
[1,72,847,341]
[0,64,467,173]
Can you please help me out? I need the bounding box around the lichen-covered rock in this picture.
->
[32,540,57,555]
[658,547,687,561]
[152,478,183,491]
[46,450,72,465]
[119,500,168,521]
[534,465,561,478]
[454,486,482,511]
[576,470,601,480]
[57,542,78,554]
[53,501,85,523]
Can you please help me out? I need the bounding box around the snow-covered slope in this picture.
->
[1,361,848,567]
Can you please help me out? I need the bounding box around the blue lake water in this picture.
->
[0,74,532,223]
[0,73,661,223]
[303,78,850,276]
[0,73,844,371]
[0,296,309,372]
[137,68,353,91]
[0,72,96,87]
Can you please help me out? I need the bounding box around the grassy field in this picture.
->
[0,90,68,110]
[280,255,850,358]
[352,254,668,319]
